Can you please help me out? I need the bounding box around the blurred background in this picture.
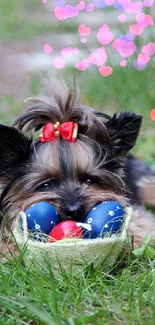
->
[0,0,155,164]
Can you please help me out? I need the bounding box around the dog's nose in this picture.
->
[65,204,85,221]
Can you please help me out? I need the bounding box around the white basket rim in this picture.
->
[13,206,132,248]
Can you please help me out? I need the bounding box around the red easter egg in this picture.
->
[49,221,83,242]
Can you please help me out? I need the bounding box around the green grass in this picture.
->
[0,0,79,40]
[0,0,54,41]
[1,244,155,325]
[62,63,155,164]
[64,64,155,118]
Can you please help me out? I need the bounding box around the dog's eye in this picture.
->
[43,182,51,188]
[85,179,91,185]
[85,178,99,185]
[37,180,58,191]
[79,176,99,185]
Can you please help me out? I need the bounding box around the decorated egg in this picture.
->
[83,201,125,239]
[49,220,83,242]
[25,201,59,235]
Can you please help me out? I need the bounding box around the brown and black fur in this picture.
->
[0,78,155,247]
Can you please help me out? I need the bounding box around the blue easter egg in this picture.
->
[83,201,124,239]
[25,201,59,235]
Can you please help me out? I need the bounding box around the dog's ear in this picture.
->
[0,125,31,171]
[105,112,142,156]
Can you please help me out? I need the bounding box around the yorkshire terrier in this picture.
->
[0,78,155,249]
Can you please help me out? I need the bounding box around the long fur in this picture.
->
[0,77,154,248]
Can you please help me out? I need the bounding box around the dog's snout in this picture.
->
[65,204,85,221]
[67,204,81,212]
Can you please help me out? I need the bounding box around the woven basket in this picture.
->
[13,207,132,274]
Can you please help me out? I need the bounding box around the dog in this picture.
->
[0,78,155,248]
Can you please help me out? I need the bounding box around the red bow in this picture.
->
[39,122,78,143]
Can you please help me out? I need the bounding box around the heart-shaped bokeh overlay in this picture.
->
[42,0,154,77]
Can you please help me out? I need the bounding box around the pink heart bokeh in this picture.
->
[123,1,143,14]
[99,65,113,77]
[86,4,94,11]
[118,14,127,23]
[97,24,114,45]
[143,0,153,7]
[136,13,154,27]
[142,42,155,56]
[51,0,154,74]
[112,39,136,57]
[129,24,144,35]
[78,24,91,36]
[120,59,127,67]
[53,57,66,69]
[88,48,107,66]
[81,37,87,43]
[117,0,130,4]
[104,0,115,5]
[137,53,150,64]
[75,59,88,71]
[44,44,53,53]
[77,1,86,10]
[54,5,79,20]
[61,47,79,57]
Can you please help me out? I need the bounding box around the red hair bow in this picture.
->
[39,122,78,143]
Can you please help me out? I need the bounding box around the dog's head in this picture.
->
[0,79,142,236]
